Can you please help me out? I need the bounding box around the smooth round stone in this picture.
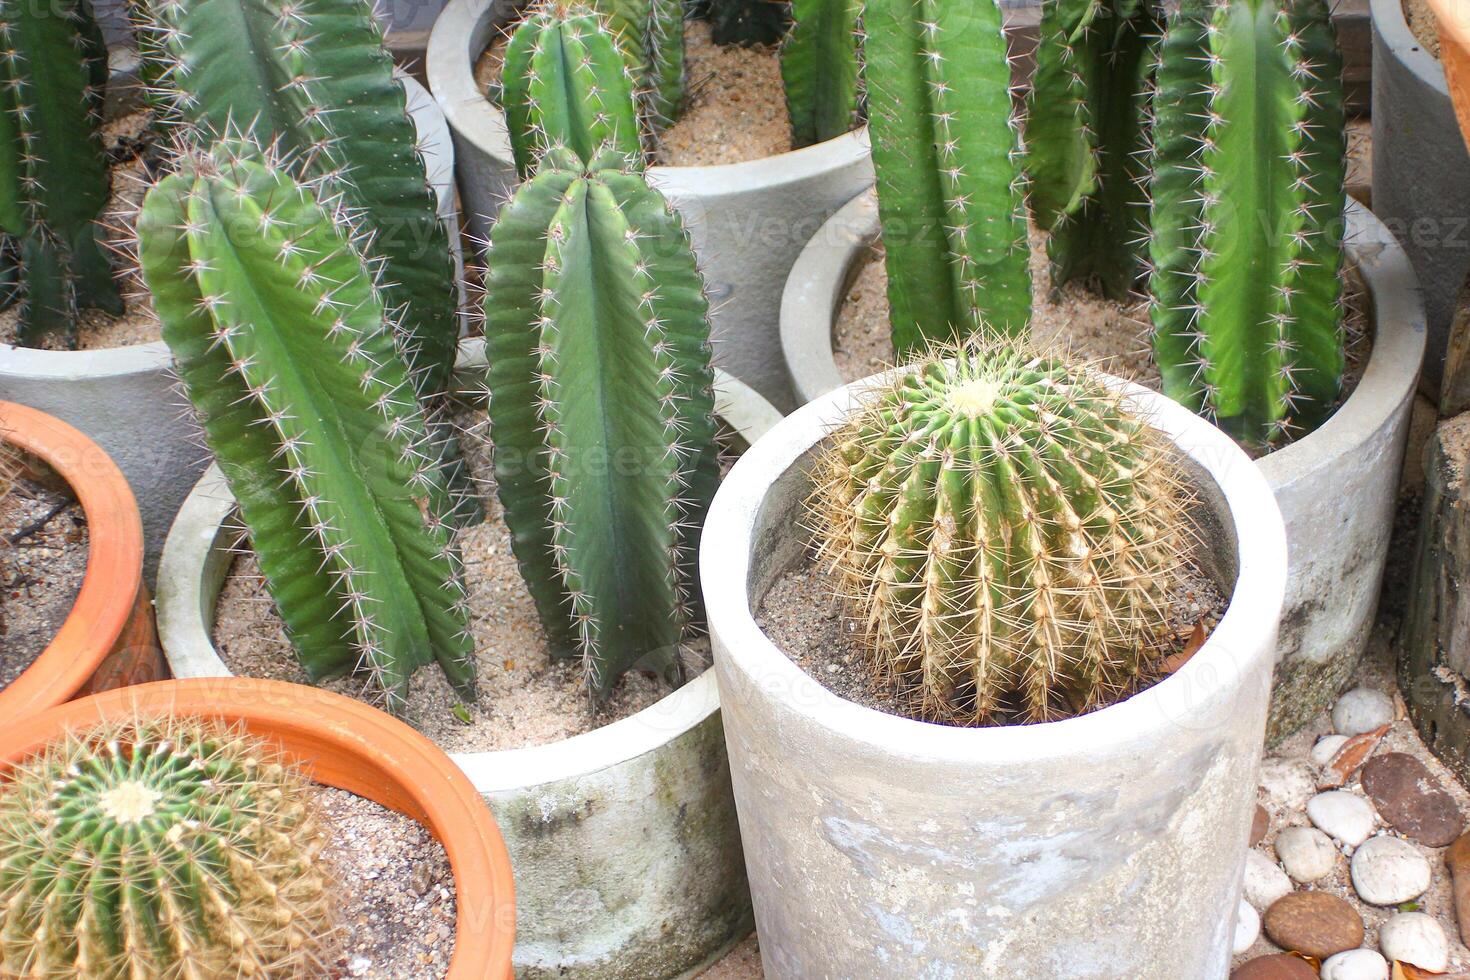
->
[1231,954,1320,980]
[1332,688,1395,736]
[1261,759,1319,811]
[1275,826,1339,882]
[1350,834,1433,905]
[1244,850,1295,911]
[1361,751,1466,847]
[1313,734,1351,767]
[1378,911,1449,971]
[1262,891,1365,958]
[1234,898,1261,955]
[1320,948,1389,980]
[1308,791,1378,847]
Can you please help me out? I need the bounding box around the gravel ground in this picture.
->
[0,463,87,686]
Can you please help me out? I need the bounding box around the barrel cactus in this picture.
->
[0,715,335,976]
[482,146,719,698]
[0,0,122,348]
[781,0,861,148]
[1148,0,1346,449]
[810,343,1190,724]
[138,143,476,715]
[1026,0,1160,299]
[864,0,1031,355]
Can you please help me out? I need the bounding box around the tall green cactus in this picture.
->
[781,0,861,148]
[483,146,719,698]
[810,342,1189,724]
[503,5,644,178]
[139,144,475,715]
[0,0,122,348]
[1026,0,1159,299]
[864,0,1031,355]
[1148,0,1346,448]
[591,0,687,128]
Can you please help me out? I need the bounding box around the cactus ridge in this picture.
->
[483,147,718,697]
[592,0,686,128]
[139,143,476,714]
[781,0,861,148]
[811,341,1190,725]
[0,716,336,977]
[1147,0,1346,448]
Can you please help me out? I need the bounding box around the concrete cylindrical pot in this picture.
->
[425,0,874,412]
[701,368,1288,977]
[153,348,783,979]
[780,191,1426,741]
[1372,0,1469,395]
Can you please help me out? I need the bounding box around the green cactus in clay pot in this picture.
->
[809,341,1192,725]
[781,0,861,148]
[0,715,335,977]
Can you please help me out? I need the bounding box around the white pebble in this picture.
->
[1233,898,1260,956]
[1320,948,1389,980]
[1242,850,1294,911]
[1350,835,1432,905]
[1332,688,1394,736]
[1260,758,1318,811]
[1312,734,1351,767]
[1379,912,1449,971]
[1307,791,1377,847]
[1275,826,1339,882]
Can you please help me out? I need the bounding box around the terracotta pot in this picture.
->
[0,677,517,979]
[0,400,165,718]
[1428,0,1470,147]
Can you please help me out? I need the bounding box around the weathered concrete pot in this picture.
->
[0,73,461,581]
[780,191,1426,742]
[1372,0,1470,395]
[425,0,873,413]
[701,367,1287,977]
[153,345,782,980]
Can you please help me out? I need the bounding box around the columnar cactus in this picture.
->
[781,0,861,148]
[138,144,476,714]
[0,716,335,976]
[1148,0,1346,448]
[503,5,644,177]
[864,0,1032,355]
[591,0,686,128]
[1026,0,1160,299]
[483,146,719,697]
[810,343,1189,724]
[0,0,122,347]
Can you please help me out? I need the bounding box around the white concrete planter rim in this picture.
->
[156,341,784,792]
[702,366,1289,761]
[1372,0,1447,89]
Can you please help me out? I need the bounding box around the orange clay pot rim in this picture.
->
[0,677,516,979]
[0,400,145,717]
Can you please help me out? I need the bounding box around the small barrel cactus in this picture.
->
[483,146,719,698]
[781,0,861,148]
[0,716,335,976]
[864,0,1032,355]
[0,0,122,348]
[810,343,1190,724]
[1148,0,1346,448]
[138,143,476,714]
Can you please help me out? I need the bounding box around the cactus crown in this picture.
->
[810,342,1191,725]
[0,715,335,977]
[781,0,861,148]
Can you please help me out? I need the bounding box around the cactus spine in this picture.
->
[0,716,334,977]
[864,0,1031,355]
[503,5,644,177]
[483,146,719,697]
[1148,0,1346,448]
[781,0,861,148]
[591,0,686,128]
[811,342,1189,724]
[139,144,475,714]
[0,0,122,348]
[1026,0,1160,299]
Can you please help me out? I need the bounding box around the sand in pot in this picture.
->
[1404,0,1443,58]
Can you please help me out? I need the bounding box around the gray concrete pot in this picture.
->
[701,366,1288,978]
[1371,0,1469,396]
[780,191,1426,742]
[153,345,783,980]
[425,0,874,413]
[0,73,462,582]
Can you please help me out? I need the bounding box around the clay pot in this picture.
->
[1428,0,1470,147]
[0,400,165,718]
[0,677,517,979]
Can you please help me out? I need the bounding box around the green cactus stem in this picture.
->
[138,144,475,714]
[0,715,335,977]
[864,0,1032,355]
[782,0,861,148]
[810,342,1190,724]
[482,146,719,698]
[1026,0,1160,299]
[1148,0,1346,448]
[587,0,687,128]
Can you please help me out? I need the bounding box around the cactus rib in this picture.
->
[782,0,861,148]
